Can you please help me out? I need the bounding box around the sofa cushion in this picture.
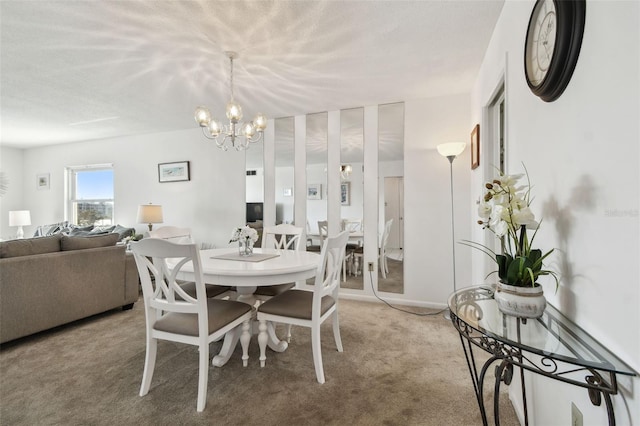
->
[60,233,119,251]
[0,234,62,258]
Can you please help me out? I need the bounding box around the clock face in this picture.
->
[525,0,557,87]
[524,0,586,102]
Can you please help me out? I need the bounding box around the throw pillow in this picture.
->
[112,224,135,241]
[32,221,69,237]
[60,233,120,251]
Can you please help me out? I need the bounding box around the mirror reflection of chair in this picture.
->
[379,219,393,279]
[341,218,362,278]
[146,226,231,299]
[254,224,304,299]
[307,220,327,252]
[256,230,349,384]
[130,239,252,412]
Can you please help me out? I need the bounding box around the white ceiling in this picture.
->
[0,0,504,149]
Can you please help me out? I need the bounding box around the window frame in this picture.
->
[65,163,115,226]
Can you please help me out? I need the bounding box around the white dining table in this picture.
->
[170,247,320,366]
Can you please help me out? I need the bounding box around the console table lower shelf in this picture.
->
[448,286,636,426]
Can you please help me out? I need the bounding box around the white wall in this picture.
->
[404,94,472,306]
[471,1,639,424]
[0,147,26,239]
[5,128,245,248]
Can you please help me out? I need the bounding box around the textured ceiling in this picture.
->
[0,0,504,149]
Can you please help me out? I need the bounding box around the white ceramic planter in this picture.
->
[494,282,546,319]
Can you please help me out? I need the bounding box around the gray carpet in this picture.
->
[0,298,518,425]
[340,258,404,294]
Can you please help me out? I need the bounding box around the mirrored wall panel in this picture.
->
[340,107,364,290]
[275,117,295,227]
[305,112,328,254]
[245,130,264,223]
[378,102,404,293]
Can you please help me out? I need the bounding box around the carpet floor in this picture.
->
[0,298,518,425]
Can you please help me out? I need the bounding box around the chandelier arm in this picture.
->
[200,127,216,140]
[217,134,233,150]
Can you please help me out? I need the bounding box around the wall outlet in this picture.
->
[368,262,374,271]
[571,402,583,426]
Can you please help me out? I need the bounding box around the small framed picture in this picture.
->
[283,187,292,197]
[37,173,50,190]
[341,182,350,206]
[471,124,480,170]
[158,161,190,183]
[307,183,321,200]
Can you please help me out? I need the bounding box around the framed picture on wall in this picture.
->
[36,173,50,190]
[158,161,190,183]
[307,183,321,200]
[471,124,480,170]
[340,182,350,206]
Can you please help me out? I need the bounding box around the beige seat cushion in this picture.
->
[153,299,250,336]
[253,283,295,297]
[178,282,231,299]
[257,289,335,320]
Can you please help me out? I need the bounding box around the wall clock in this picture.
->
[524,0,586,102]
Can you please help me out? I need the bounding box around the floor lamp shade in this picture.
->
[437,142,466,159]
[9,210,31,239]
[137,204,163,231]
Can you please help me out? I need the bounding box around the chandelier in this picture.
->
[194,52,267,151]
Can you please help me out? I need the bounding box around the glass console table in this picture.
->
[448,285,636,426]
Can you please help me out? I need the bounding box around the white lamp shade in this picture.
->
[437,142,466,158]
[137,204,163,224]
[9,210,31,226]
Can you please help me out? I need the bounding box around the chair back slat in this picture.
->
[314,231,349,302]
[380,219,393,248]
[261,224,303,251]
[131,239,206,317]
[317,221,328,244]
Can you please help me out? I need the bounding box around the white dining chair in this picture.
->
[147,226,231,299]
[256,230,349,384]
[130,239,252,412]
[379,219,393,279]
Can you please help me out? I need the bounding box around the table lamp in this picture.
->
[9,210,31,239]
[137,204,163,231]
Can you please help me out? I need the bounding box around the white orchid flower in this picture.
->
[512,207,538,228]
[478,201,492,219]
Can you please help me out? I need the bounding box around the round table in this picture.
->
[172,247,321,366]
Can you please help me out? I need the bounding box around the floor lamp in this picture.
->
[437,143,466,320]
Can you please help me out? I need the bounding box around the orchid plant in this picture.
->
[229,225,259,245]
[462,165,558,289]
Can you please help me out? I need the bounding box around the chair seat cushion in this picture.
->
[253,283,295,297]
[179,282,231,299]
[257,289,335,320]
[153,299,250,336]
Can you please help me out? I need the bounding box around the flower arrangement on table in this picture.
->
[230,225,259,256]
[462,165,558,290]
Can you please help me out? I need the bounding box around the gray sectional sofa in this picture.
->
[0,233,139,344]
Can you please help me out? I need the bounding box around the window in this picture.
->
[66,164,114,226]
